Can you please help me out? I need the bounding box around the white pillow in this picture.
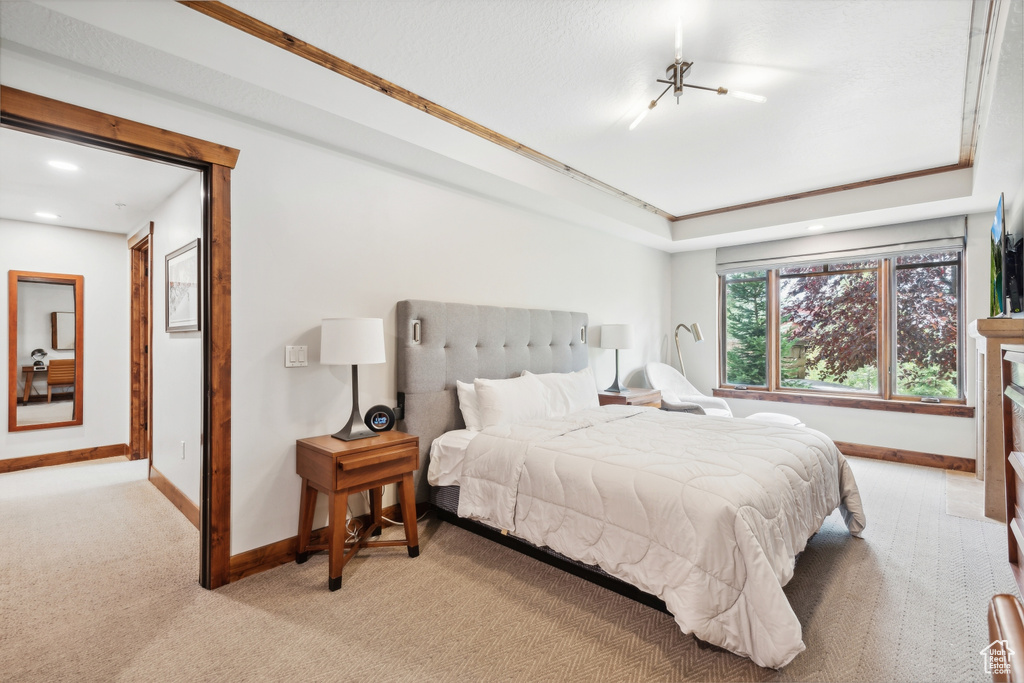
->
[525,368,599,415]
[456,380,482,431]
[474,374,551,428]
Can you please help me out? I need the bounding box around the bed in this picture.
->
[396,299,866,669]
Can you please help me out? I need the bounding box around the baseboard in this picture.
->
[148,465,201,529]
[835,441,976,473]
[228,502,429,583]
[0,443,129,474]
[229,527,330,583]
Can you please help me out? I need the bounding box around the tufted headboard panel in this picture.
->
[395,300,588,497]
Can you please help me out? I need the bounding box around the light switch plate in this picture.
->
[285,345,308,367]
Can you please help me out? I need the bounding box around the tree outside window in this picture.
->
[720,250,962,400]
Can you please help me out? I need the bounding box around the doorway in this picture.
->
[1,85,238,589]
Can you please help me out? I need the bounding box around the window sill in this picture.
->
[712,388,975,418]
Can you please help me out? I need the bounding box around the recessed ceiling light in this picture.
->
[47,160,79,171]
[808,224,825,231]
[35,211,61,220]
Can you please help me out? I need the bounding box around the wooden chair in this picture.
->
[46,359,76,403]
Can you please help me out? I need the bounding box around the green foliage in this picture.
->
[724,277,767,385]
[896,362,958,398]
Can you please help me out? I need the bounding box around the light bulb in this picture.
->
[629,100,657,130]
[674,20,683,63]
[726,89,767,104]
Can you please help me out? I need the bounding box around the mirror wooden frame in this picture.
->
[7,270,85,432]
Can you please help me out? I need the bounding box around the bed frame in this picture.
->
[395,299,668,614]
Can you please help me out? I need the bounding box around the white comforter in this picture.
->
[456,405,865,669]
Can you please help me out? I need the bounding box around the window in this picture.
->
[720,249,963,402]
[723,271,767,386]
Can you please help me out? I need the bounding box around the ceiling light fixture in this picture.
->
[35,211,61,219]
[630,22,766,130]
[47,160,79,171]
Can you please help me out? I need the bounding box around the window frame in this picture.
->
[717,250,968,413]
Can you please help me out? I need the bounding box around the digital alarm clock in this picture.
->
[364,404,396,432]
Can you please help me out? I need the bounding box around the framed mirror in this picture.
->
[7,270,84,431]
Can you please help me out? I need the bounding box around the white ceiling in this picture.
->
[0,0,1020,251]
[226,0,971,217]
[0,128,199,234]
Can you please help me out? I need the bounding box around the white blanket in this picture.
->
[456,405,866,669]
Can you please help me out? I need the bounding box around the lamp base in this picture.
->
[331,365,377,441]
[604,380,628,393]
[604,348,627,393]
[331,423,376,441]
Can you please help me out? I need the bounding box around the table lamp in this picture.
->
[600,323,634,393]
[321,318,386,441]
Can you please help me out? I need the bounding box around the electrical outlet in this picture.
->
[285,345,308,368]
[181,440,186,460]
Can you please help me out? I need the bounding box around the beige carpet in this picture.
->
[0,455,1016,682]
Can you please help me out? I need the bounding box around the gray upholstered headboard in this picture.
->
[396,300,589,497]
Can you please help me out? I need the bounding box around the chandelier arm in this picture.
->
[652,82,673,105]
[681,83,723,94]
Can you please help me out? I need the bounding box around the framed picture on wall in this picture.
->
[165,238,201,332]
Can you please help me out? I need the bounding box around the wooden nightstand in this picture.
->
[598,388,662,408]
[295,431,420,591]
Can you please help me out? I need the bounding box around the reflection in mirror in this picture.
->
[8,271,84,431]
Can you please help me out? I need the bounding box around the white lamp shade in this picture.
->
[320,318,386,365]
[600,324,634,350]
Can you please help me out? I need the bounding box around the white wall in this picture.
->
[149,174,203,504]
[0,219,129,458]
[0,51,672,554]
[231,134,671,553]
[670,213,993,460]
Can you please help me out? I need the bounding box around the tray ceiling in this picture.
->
[224,0,973,217]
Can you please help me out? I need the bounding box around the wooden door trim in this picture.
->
[129,226,153,462]
[1,85,237,589]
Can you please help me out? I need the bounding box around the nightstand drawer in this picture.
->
[337,446,418,489]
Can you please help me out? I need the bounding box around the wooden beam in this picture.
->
[836,441,976,473]
[177,0,671,219]
[0,444,129,474]
[178,2,990,227]
[673,164,967,222]
[0,86,239,168]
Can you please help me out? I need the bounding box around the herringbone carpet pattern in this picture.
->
[0,455,1015,682]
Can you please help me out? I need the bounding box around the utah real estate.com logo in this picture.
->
[982,640,1014,676]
